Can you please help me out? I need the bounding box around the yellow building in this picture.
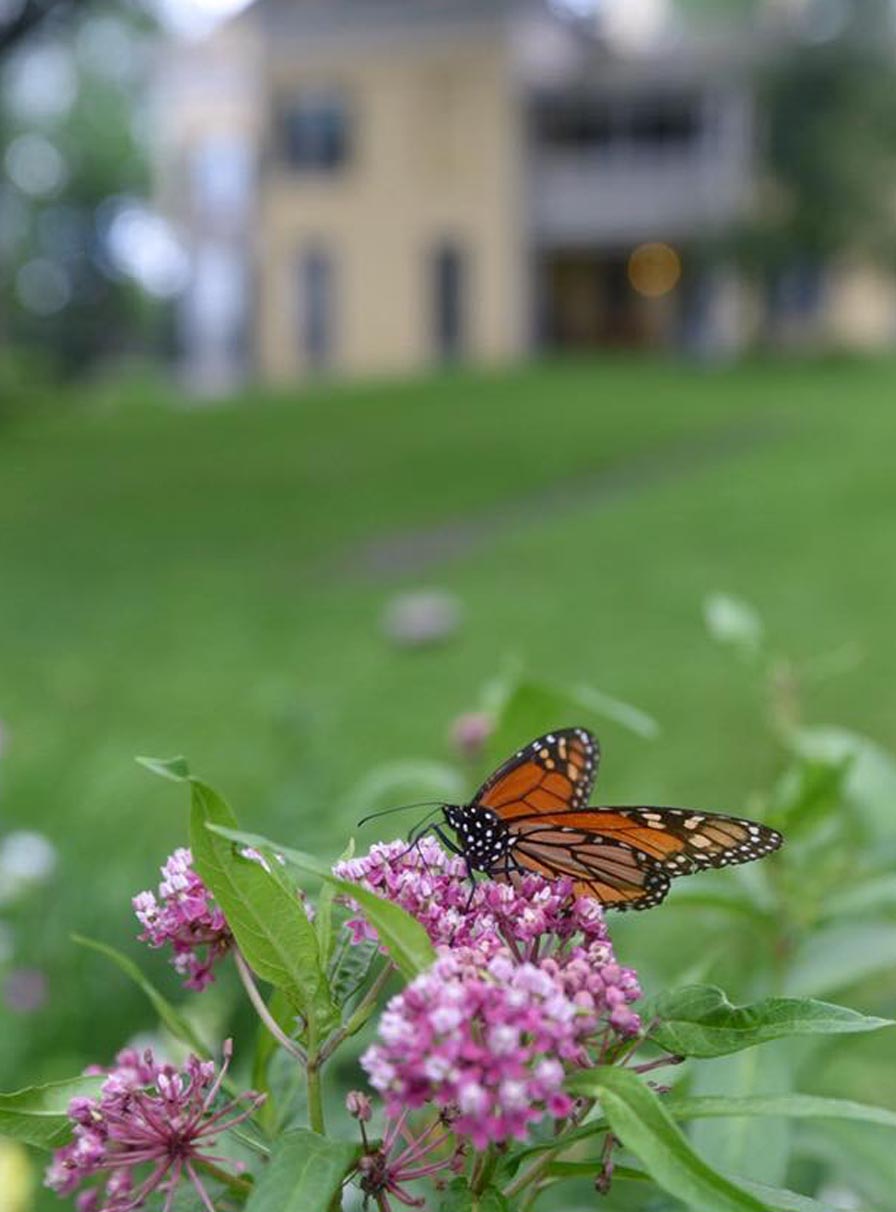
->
[157,0,895,389]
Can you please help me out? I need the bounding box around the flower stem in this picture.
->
[195,1158,253,1200]
[306,1056,326,1136]
[229,1127,271,1158]
[470,1146,499,1196]
[629,1053,683,1075]
[502,1100,597,1201]
[234,949,307,1066]
[305,961,396,1142]
[317,962,395,1066]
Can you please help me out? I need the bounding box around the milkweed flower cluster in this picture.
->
[335,836,599,956]
[45,1041,262,1212]
[339,837,642,1148]
[336,839,640,996]
[133,848,232,990]
[362,944,637,1148]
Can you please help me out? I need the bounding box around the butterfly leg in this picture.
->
[432,824,464,857]
[431,824,481,934]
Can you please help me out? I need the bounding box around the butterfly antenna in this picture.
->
[356,800,444,829]
[389,807,444,864]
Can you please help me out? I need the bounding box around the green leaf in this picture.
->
[790,726,896,841]
[688,1040,794,1188]
[649,985,892,1057]
[823,872,896,918]
[243,1128,359,1212]
[316,838,354,969]
[73,935,211,1058]
[515,1090,896,1168]
[189,781,337,1034]
[0,1076,103,1149]
[797,1121,895,1211]
[329,938,382,1011]
[439,1178,510,1212]
[729,1180,848,1212]
[136,753,190,781]
[207,824,436,982]
[602,1163,851,1210]
[570,682,660,740]
[665,1094,896,1131]
[784,923,896,996]
[252,986,304,1116]
[767,757,851,835]
[567,1067,775,1212]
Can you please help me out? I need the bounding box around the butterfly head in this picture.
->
[443,804,512,873]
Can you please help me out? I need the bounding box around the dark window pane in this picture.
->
[533,92,700,151]
[298,248,334,369]
[534,97,612,150]
[432,243,465,361]
[279,91,349,172]
[627,95,700,145]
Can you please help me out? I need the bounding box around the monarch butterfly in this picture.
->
[438,727,782,911]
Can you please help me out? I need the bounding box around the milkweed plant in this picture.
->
[3,603,896,1212]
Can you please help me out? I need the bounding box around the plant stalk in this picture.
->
[234,948,307,1065]
[195,1158,253,1199]
[305,1054,326,1135]
[470,1145,499,1197]
[317,962,395,1066]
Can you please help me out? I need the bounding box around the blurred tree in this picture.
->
[738,0,896,320]
[0,0,79,59]
[0,2,176,377]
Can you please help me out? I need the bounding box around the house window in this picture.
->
[627,95,700,146]
[534,98,613,151]
[297,248,335,370]
[533,93,700,152]
[431,243,466,361]
[278,90,349,172]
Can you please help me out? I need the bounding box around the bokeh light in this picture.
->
[2,43,78,123]
[152,0,257,39]
[15,259,71,315]
[4,133,68,198]
[101,200,191,297]
[627,242,682,298]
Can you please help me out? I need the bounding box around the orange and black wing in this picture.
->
[506,806,782,908]
[531,807,783,874]
[473,727,598,821]
[496,827,670,910]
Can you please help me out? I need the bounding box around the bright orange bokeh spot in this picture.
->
[627,243,681,298]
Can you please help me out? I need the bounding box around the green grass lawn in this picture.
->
[2,354,896,1100]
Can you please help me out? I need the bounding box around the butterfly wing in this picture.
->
[504,806,780,910]
[457,728,781,911]
[472,727,598,820]
[497,828,670,910]
[550,807,782,873]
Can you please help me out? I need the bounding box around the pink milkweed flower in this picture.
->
[45,1040,262,1212]
[361,946,638,1149]
[133,848,232,990]
[449,712,494,760]
[335,837,639,979]
[354,1105,460,1210]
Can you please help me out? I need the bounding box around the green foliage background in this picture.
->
[1,355,895,1208]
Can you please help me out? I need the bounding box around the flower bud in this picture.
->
[345,1090,372,1122]
[450,712,493,759]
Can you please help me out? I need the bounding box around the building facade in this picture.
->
[156,0,894,390]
